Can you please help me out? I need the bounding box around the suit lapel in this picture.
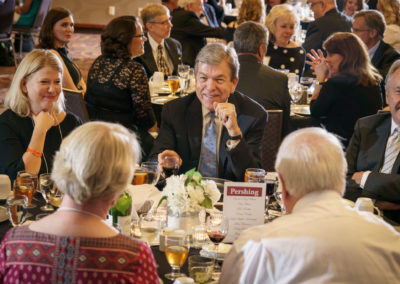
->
[186,96,203,164]
[374,116,392,170]
[371,41,384,66]
[143,39,158,74]
[165,39,179,75]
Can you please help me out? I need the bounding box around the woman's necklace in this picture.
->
[58,206,105,221]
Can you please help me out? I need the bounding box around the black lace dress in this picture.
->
[85,56,156,158]
[266,42,306,76]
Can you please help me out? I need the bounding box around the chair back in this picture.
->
[261,110,283,171]
[32,0,51,30]
[63,88,89,123]
[0,0,15,37]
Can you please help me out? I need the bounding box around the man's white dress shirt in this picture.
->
[219,190,400,284]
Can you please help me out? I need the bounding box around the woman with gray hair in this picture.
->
[0,121,160,282]
[0,49,81,183]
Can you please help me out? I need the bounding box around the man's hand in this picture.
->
[158,150,182,168]
[351,171,365,185]
[213,102,241,137]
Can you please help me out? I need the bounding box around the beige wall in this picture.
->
[51,0,160,26]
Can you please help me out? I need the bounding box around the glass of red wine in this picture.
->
[206,212,229,274]
[163,156,180,178]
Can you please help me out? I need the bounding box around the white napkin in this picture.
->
[0,175,12,199]
[126,184,163,216]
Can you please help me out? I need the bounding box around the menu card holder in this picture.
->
[223,182,266,243]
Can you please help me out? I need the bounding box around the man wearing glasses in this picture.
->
[303,0,352,63]
[352,10,400,104]
[137,4,183,78]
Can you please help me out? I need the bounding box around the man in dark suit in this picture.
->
[345,60,400,223]
[149,43,267,181]
[202,2,219,28]
[233,21,290,136]
[136,4,182,78]
[171,0,225,66]
[162,0,178,12]
[353,10,400,104]
[303,0,352,56]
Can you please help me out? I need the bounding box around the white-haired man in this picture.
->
[171,0,225,66]
[220,127,400,284]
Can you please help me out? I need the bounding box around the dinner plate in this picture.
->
[200,243,232,260]
[292,105,311,116]
[151,96,179,105]
[0,206,8,223]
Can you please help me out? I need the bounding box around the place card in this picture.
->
[223,182,266,243]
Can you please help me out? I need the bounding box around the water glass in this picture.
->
[39,173,56,211]
[141,162,161,185]
[140,213,161,245]
[188,255,214,284]
[7,195,28,226]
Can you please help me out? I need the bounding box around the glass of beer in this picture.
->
[132,166,148,185]
[13,180,34,207]
[164,234,190,280]
[244,168,266,182]
[168,75,180,96]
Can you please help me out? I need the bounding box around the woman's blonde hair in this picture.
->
[238,0,266,25]
[265,4,299,41]
[5,49,65,117]
[323,32,382,86]
[52,122,141,204]
[378,0,400,25]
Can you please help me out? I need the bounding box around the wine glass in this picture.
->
[164,234,190,280]
[178,64,190,95]
[39,173,56,212]
[168,75,180,96]
[162,156,180,178]
[206,212,229,273]
[265,179,278,222]
[7,195,28,226]
[140,213,161,245]
[274,182,286,215]
[141,162,160,185]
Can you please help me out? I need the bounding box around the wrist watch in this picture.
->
[228,133,242,140]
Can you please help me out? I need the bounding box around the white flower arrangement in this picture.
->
[160,169,221,216]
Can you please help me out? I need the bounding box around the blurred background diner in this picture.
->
[84,16,157,160]
[307,32,382,146]
[37,7,86,93]
[265,4,306,76]
[342,0,364,17]
[223,0,266,43]
[0,49,81,184]
[377,0,400,51]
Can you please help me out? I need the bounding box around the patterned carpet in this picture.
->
[0,32,101,109]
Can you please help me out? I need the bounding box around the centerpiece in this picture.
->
[159,169,221,234]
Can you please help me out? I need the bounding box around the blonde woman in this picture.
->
[0,49,81,183]
[0,122,159,282]
[378,0,400,50]
[265,4,306,75]
[223,0,266,43]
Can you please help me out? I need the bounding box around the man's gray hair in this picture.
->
[386,59,400,87]
[195,43,240,81]
[52,122,141,204]
[275,127,347,198]
[140,3,170,27]
[233,21,268,54]
[178,0,197,8]
[354,10,386,39]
